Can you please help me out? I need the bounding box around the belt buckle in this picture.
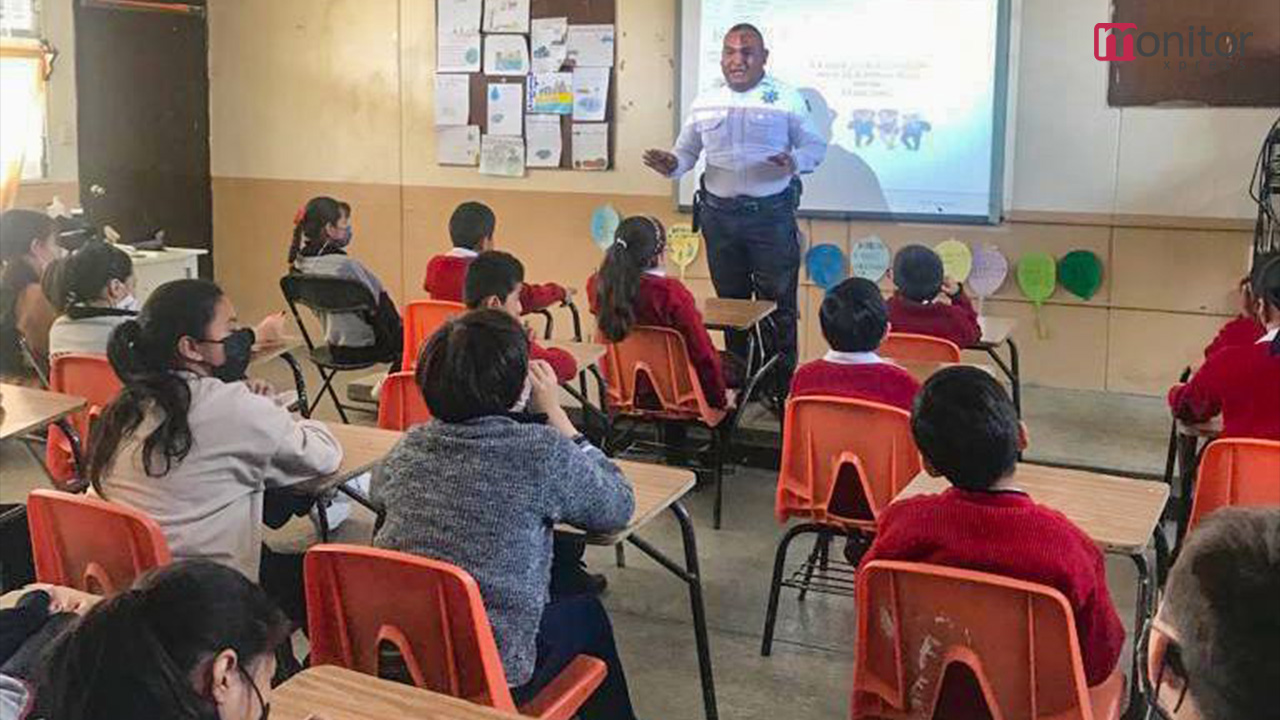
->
[742,199,760,214]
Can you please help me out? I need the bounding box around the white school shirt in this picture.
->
[668,75,827,199]
[97,374,342,580]
[823,350,885,365]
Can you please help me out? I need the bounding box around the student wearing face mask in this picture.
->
[0,209,63,381]
[37,561,300,720]
[288,196,404,370]
[85,279,342,627]
[43,240,139,357]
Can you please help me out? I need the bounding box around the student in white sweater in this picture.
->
[86,278,342,625]
[44,241,139,358]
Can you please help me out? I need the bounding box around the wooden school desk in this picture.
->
[287,423,401,539]
[895,464,1169,713]
[249,335,309,414]
[545,340,612,443]
[0,384,85,441]
[891,359,998,386]
[273,665,521,720]
[972,316,1022,415]
[701,298,777,380]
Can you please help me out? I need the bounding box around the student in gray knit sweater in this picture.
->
[372,309,638,720]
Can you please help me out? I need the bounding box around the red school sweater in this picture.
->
[423,254,568,313]
[1168,334,1280,440]
[886,290,982,348]
[789,358,920,411]
[862,487,1126,687]
[586,272,728,409]
[530,340,578,385]
[1203,315,1265,358]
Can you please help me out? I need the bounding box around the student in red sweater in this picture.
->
[791,277,920,411]
[1169,255,1280,440]
[587,215,733,409]
[862,366,1125,688]
[1201,259,1272,358]
[424,201,571,312]
[886,244,981,348]
[464,250,579,384]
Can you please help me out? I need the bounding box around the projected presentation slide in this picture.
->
[679,0,1006,221]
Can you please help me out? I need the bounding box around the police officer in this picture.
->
[644,23,827,402]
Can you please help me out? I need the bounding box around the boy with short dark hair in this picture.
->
[862,366,1125,687]
[790,277,920,410]
[886,244,981,348]
[465,251,578,384]
[424,201,571,312]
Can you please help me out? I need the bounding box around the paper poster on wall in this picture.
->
[436,125,481,166]
[572,67,609,122]
[482,0,528,33]
[967,246,1008,299]
[590,204,621,249]
[480,135,525,177]
[667,225,702,279]
[486,83,523,136]
[1017,252,1056,338]
[530,17,568,73]
[805,244,848,290]
[434,74,471,126]
[484,34,530,76]
[528,72,573,114]
[572,123,609,171]
[565,24,615,68]
[1058,250,1103,301]
[438,0,482,72]
[935,239,973,284]
[850,235,891,281]
[526,115,563,168]
[439,0,481,32]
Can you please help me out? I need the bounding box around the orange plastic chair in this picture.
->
[1187,438,1280,533]
[761,395,921,655]
[376,371,432,431]
[880,332,962,363]
[26,489,172,596]
[853,560,1125,720]
[304,544,606,720]
[45,355,123,487]
[401,300,466,370]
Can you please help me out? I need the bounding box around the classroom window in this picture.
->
[1,0,47,180]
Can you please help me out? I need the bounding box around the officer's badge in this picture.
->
[761,88,779,104]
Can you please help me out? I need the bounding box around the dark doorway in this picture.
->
[74,0,212,276]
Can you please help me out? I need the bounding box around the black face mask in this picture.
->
[200,328,255,383]
[1141,620,1190,720]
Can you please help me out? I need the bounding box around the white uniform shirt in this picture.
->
[668,75,827,199]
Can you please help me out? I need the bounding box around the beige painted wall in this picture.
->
[207,0,1266,396]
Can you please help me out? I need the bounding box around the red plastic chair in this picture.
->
[26,489,172,596]
[45,354,122,487]
[761,396,921,655]
[376,371,432,431]
[304,544,605,720]
[853,561,1125,720]
[1187,438,1280,533]
[880,332,962,363]
[401,300,466,370]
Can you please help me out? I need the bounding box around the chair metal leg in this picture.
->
[796,531,832,603]
[615,543,626,568]
[313,369,350,424]
[761,523,820,657]
[711,429,726,530]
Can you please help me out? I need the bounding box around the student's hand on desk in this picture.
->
[254,312,287,345]
[245,378,275,396]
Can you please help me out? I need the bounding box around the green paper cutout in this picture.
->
[1059,250,1103,301]
[935,239,973,284]
[1017,252,1056,339]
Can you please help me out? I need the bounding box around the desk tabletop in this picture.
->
[288,423,403,496]
[0,383,86,441]
[250,335,306,368]
[895,464,1169,555]
[274,665,521,720]
[974,316,1017,348]
[701,298,776,331]
[891,360,998,385]
[545,340,606,370]
[560,459,696,546]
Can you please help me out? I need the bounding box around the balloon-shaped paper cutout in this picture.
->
[666,224,701,278]
[1017,253,1056,304]
[590,205,621,250]
[1058,250,1103,300]
[805,243,848,290]
[967,246,1008,297]
[850,235,891,281]
[935,239,973,284]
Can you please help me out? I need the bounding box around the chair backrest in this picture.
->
[775,396,920,528]
[304,544,518,712]
[376,371,432,431]
[600,325,719,424]
[279,273,379,351]
[880,333,962,363]
[853,561,1098,720]
[1188,438,1280,532]
[26,489,171,596]
[401,300,466,370]
[46,354,123,483]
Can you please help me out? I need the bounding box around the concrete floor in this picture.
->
[0,360,1170,720]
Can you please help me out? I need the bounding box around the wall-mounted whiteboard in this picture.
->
[678,0,1011,223]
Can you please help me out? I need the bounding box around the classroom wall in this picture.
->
[12,0,80,209]
[208,0,1272,396]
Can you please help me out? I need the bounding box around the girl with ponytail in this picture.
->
[587,216,732,409]
[1170,253,1280,440]
[0,209,61,380]
[89,278,342,625]
[46,240,139,357]
[39,560,292,720]
[288,196,404,369]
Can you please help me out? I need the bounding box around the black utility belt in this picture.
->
[698,188,793,215]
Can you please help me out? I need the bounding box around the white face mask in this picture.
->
[509,376,533,413]
[113,294,141,312]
